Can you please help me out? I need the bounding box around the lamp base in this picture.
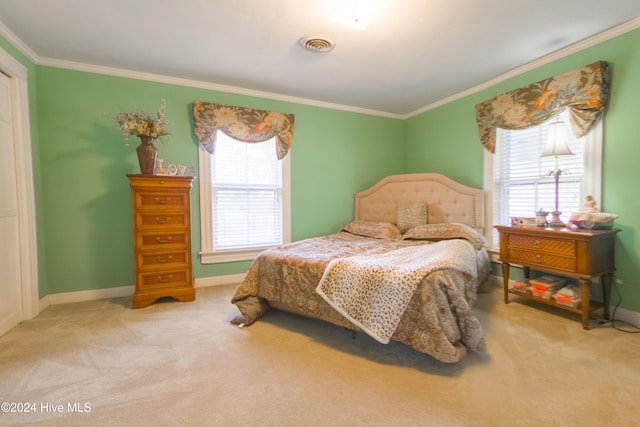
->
[547,210,565,227]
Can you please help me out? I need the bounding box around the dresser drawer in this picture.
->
[508,234,575,256]
[134,192,189,210]
[135,212,189,229]
[137,250,189,270]
[509,249,576,272]
[137,269,190,291]
[137,230,189,250]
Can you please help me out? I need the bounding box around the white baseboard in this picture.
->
[38,295,50,313]
[610,305,640,327]
[36,273,639,327]
[38,273,247,309]
[194,273,246,288]
[40,285,135,310]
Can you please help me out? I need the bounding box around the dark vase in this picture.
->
[136,136,158,175]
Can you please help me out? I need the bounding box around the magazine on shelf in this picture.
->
[530,275,566,291]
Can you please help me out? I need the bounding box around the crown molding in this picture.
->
[403,17,640,119]
[0,19,38,63]
[2,16,639,120]
[38,57,403,119]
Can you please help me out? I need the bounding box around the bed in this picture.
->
[231,173,490,363]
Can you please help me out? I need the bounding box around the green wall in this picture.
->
[2,26,640,313]
[405,28,640,312]
[33,67,405,292]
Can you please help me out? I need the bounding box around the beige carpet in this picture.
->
[1,283,639,427]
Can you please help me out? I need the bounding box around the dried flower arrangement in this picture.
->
[113,99,169,143]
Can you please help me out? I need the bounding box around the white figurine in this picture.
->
[581,195,599,212]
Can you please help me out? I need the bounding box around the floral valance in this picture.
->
[193,101,295,159]
[475,61,610,153]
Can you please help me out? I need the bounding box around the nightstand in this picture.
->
[495,225,619,329]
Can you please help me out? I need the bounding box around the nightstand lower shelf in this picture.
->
[507,287,604,318]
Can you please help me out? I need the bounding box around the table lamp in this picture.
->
[540,120,574,227]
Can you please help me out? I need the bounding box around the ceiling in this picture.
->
[1,0,640,117]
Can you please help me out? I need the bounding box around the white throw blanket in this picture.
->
[316,239,477,344]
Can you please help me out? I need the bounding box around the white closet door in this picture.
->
[0,70,23,336]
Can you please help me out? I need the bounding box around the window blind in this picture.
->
[493,110,585,232]
[212,132,283,250]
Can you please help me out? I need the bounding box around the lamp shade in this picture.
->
[541,121,574,158]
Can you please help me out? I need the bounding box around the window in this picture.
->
[484,110,603,249]
[199,131,291,263]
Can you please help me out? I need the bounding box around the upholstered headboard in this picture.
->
[354,173,485,233]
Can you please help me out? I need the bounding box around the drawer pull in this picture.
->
[155,236,173,244]
[154,197,172,204]
[535,254,541,263]
[534,240,541,248]
[157,274,174,282]
[155,216,171,224]
[156,255,173,263]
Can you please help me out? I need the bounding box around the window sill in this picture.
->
[199,247,273,264]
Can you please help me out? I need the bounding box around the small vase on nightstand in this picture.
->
[535,209,548,227]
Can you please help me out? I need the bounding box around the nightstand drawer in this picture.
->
[509,249,576,272]
[508,234,575,256]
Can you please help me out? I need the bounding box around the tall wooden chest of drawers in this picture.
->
[128,175,195,309]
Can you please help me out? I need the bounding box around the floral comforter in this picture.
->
[231,229,488,363]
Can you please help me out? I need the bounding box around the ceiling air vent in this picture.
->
[299,34,336,53]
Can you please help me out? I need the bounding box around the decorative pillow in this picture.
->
[341,220,401,240]
[402,223,487,250]
[396,203,428,233]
